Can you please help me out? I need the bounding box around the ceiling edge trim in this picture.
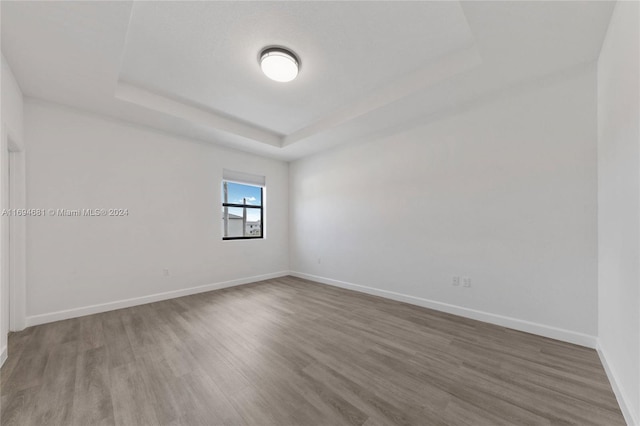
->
[112,46,481,150]
[287,60,598,163]
[282,45,483,147]
[114,81,284,147]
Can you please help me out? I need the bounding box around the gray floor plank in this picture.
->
[0,276,626,425]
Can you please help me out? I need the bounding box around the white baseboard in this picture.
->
[25,271,289,327]
[597,345,638,426]
[25,271,599,348]
[1,345,7,367]
[290,271,598,349]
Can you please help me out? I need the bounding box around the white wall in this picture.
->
[1,56,23,145]
[24,100,288,324]
[597,1,640,424]
[1,54,24,365]
[290,68,598,345]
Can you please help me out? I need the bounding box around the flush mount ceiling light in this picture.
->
[259,47,299,83]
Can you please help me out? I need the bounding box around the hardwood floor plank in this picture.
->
[444,398,530,426]
[0,387,37,426]
[176,369,244,426]
[77,313,105,352]
[109,360,160,426]
[101,310,136,369]
[135,351,185,425]
[32,341,78,425]
[72,346,115,426]
[0,276,626,425]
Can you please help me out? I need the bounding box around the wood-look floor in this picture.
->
[1,276,625,426]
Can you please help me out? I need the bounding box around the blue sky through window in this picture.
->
[223,182,262,222]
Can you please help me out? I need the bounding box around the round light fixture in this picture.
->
[259,47,299,83]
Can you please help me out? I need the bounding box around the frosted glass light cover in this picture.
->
[260,49,299,82]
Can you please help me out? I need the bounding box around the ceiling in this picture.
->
[1,1,615,161]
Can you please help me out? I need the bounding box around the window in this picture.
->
[222,178,264,240]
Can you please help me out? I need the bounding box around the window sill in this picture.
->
[223,236,264,241]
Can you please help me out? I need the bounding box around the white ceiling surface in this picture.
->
[1,1,615,161]
[120,1,475,135]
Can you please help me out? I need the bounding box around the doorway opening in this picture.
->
[3,134,26,335]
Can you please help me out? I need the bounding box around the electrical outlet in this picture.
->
[452,276,460,286]
[463,276,471,287]
[163,269,170,276]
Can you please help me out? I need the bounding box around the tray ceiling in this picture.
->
[1,1,615,160]
[118,1,476,136]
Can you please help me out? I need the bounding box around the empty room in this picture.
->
[0,1,638,425]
